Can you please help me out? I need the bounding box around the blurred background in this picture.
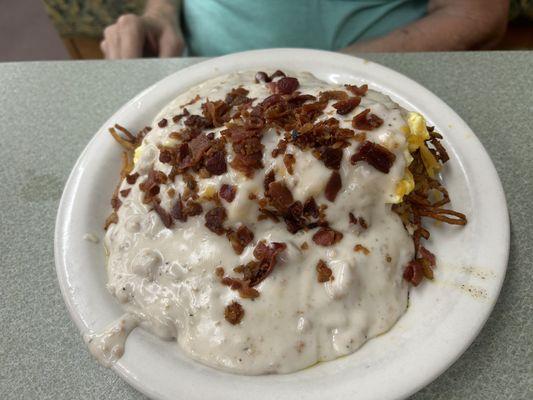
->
[1,0,532,62]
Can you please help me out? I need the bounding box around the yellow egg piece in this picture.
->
[406,112,430,152]
[133,146,143,164]
[392,169,415,203]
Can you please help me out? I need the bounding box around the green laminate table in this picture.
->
[0,52,531,399]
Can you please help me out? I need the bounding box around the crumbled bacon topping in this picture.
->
[204,150,227,175]
[283,153,296,175]
[316,260,333,283]
[325,171,342,202]
[237,241,287,286]
[184,114,212,130]
[312,227,343,246]
[126,172,139,185]
[352,109,384,131]
[158,118,168,128]
[345,84,368,96]
[120,188,131,198]
[276,77,300,95]
[266,181,294,213]
[219,184,237,202]
[205,206,227,235]
[224,301,244,324]
[319,90,348,103]
[332,97,361,115]
[153,203,173,228]
[255,71,270,83]
[319,147,343,170]
[303,197,319,219]
[351,140,396,173]
[227,225,254,255]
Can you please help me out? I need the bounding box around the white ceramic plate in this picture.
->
[55,49,509,400]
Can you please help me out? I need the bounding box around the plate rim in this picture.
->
[55,48,510,400]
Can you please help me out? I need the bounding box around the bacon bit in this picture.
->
[204,150,227,175]
[225,87,251,107]
[332,97,361,115]
[215,266,225,278]
[283,153,296,174]
[320,147,343,170]
[184,200,202,217]
[227,225,254,255]
[159,147,175,164]
[301,242,309,250]
[172,108,190,124]
[110,193,122,211]
[224,301,244,325]
[263,170,276,193]
[219,184,237,202]
[352,109,384,131]
[205,206,227,235]
[354,244,370,255]
[313,227,343,246]
[276,77,299,95]
[403,260,424,286]
[359,217,368,229]
[319,90,348,103]
[238,285,260,299]
[258,208,279,222]
[139,170,167,203]
[325,171,342,202]
[236,241,287,286]
[170,196,186,222]
[184,114,212,130]
[153,203,173,228]
[221,276,242,290]
[189,133,212,163]
[348,212,357,225]
[126,172,139,185]
[158,118,168,128]
[316,260,333,283]
[202,100,230,127]
[354,132,367,143]
[267,181,294,212]
[272,139,288,158]
[287,94,316,107]
[255,71,271,83]
[303,197,319,219]
[351,140,396,173]
[120,188,131,198]
[345,84,368,96]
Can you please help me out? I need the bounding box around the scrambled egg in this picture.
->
[392,112,441,203]
[133,146,143,164]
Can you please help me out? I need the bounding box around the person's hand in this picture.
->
[101,13,184,59]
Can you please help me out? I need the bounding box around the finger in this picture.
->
[159,29,183,58]
[116,14,144,59]
[103,25,120,59]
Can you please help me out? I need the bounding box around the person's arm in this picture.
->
[342,0,509,53]
[101,0,184,59]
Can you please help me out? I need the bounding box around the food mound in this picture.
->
[100,70,466,374]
